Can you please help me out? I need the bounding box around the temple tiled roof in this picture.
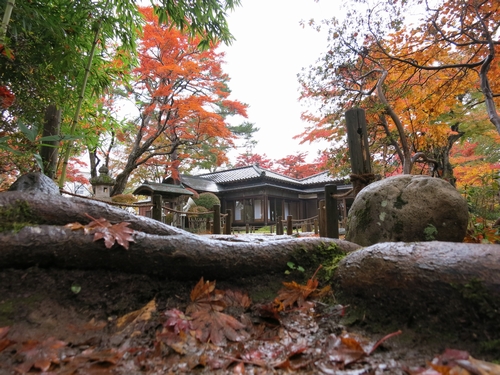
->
[179,174,220,193]
[193,164,335,186]
[132,181,194,197]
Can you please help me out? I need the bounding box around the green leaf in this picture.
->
[71,284,82,294]
[17,121,38,142]
[33,153,44,174]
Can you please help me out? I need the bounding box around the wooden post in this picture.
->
[318,200,326,237]
[224,209,232,235]
[277,216,283,235]
[287,215,293,235]
[314,219,318,235]
[152,194,163,222]
[325,184,339,239]
[213,204,221,234]
[345,108,372,175]
[246,223,250,233]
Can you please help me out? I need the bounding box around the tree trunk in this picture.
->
[333,242,500,332]
[111,168,135,196]
[0,191,360,280]
[40,104,61,179]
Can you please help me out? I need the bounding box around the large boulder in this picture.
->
[345,175,468,246]
[333,241,500,340]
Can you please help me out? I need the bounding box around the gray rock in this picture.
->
[345,175,468,246]
[8,172,60,195]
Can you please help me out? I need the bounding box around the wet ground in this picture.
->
[0,266,496,374]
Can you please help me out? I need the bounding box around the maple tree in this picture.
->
[107,7,246,195]
[274,152,328,179]
[233,152,274,169]
[298,0,498,183]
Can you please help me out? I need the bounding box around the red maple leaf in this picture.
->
[66,214,135,249]
[186,278,249,346]
[163,308,193,334]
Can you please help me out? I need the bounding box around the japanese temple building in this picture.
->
[160,164,354,228]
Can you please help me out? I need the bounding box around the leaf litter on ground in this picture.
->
[1,270,499,374]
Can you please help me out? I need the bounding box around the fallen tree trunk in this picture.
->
[0,191,184,236]
[333,242,500,336]
[0,191,360,279]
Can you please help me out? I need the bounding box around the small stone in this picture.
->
[8,172,60,195]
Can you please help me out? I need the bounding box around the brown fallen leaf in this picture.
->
[0,326,14,353]
[116,299,156,330]
[15,337,67,373]
[186,277,225,315]
[222,289,252,309]
[274,278,318,311]
[191,307,249,346]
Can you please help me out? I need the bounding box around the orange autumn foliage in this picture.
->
[110,7,247,194]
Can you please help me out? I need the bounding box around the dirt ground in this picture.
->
[0,266,496,374]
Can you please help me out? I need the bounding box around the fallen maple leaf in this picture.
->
[163,308,193,334]
[186,277,225,315]
[0,326,14,353]
[15,337,67,373]
[317,330,402,372]
[116,299,156,330]
[93,220,135,249]
[191,308,249,346]
[222,289,252,309]
[65,214,135,249]
[185,278,249,346]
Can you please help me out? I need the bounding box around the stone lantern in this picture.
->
[90,165,115,201]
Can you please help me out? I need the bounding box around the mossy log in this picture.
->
[0,191,360,279]
[333,242,500,336]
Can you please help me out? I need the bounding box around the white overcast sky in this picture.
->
[221,0,340,162]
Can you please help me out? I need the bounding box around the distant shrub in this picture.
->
[194,192,220,211]
[111,194,137,204]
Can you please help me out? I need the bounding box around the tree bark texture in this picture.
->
[40,104,61,179]
[0,191,360,279]
[333,242,500,332]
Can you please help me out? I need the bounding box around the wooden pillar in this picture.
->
[318,199,326,237]
[325,184,339,239]
[224,209,232,235]
[287,215,293,235]
[277,216,283,235]
[213,204,221,234]
[345,108,372,175]
[152,194,163,222]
